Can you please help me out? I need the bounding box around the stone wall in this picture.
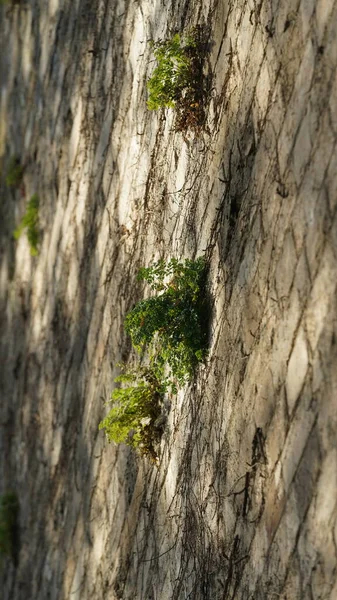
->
[0,0,336,598]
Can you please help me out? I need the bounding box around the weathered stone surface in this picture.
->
[0,0,337,598]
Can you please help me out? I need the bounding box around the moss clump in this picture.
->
[13,194,40,256]
[5,156,23,188]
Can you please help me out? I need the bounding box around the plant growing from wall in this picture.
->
[0,492,19,564]
[147,33,195,110]
[147,29,207,131]
[99,257,208,460]
[99,365,164,460]
[4,156,23,188]
[13,193,39,256]
[125,257,208,383]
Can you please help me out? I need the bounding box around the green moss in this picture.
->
[13,194,40,256]
[5,156,23,188]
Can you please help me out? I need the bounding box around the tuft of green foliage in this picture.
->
[5,156,23,188]
[99,365,164,460]
[147,33,197,110]
[13,194,39,256]
[125,257,208,384]
[0,492,19,562]
[100,258,208,460]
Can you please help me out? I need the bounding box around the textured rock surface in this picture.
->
[0,0,336,598]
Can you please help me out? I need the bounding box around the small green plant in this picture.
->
[147,29,207,131]
[147,34,195,110]
[125,257,208,384]
[13,194,39,256]
[99,365,164,460]
[100,258,208,459]
[5,156,23,188]
[0,492,19,562]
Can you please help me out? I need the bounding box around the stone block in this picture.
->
[299,0,316,39]
[275,228,298,299]
[286,327,309,415]
[293,110,313,187]
[255,58,272,123]
[294,249,311,303]
[306,244,337,351]
[315,0,335,44]
[326,149,337,213]
[236,4,255,73]
[277,37,315,176]
[266,485,301,579]
[265,386,288,472]
[282,382,316,490]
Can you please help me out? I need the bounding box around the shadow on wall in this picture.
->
[0,0,140,597]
